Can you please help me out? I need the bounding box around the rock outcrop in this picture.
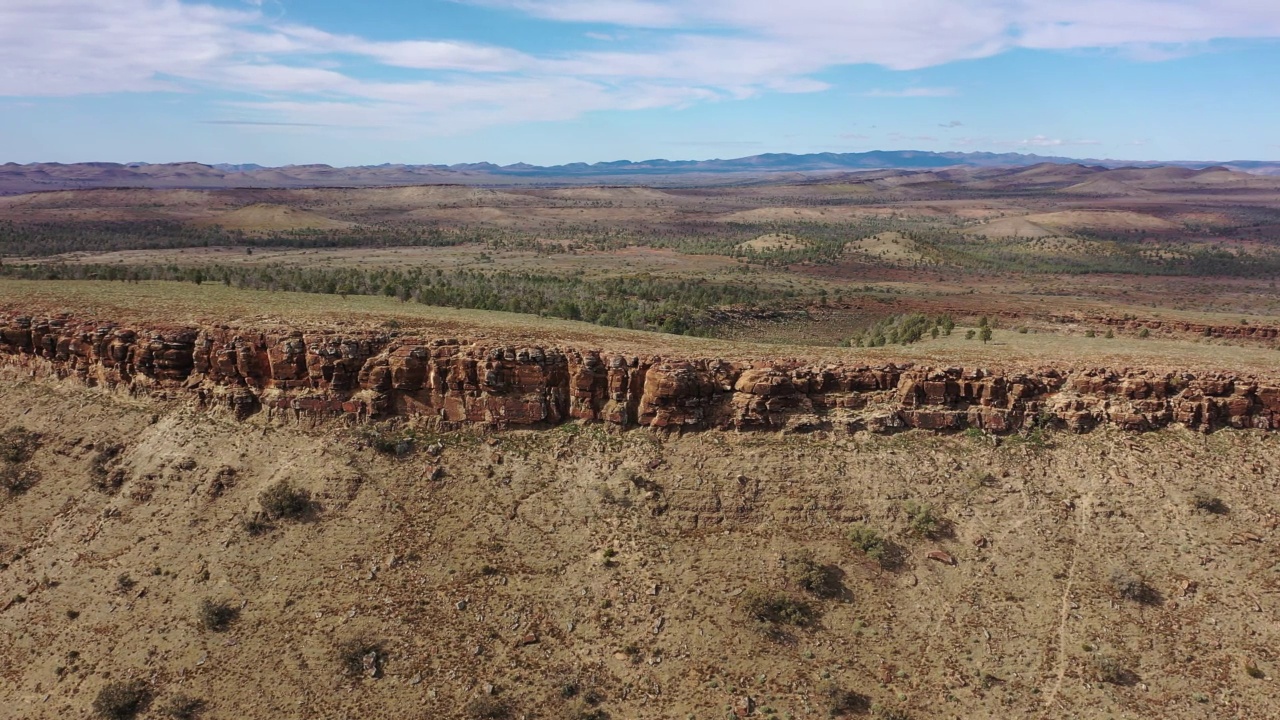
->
[2,313,1278,434]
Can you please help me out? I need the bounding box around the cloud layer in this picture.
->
[2,0,1278,133]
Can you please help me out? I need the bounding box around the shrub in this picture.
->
[197,599,239,632]
[1091,654,1137,685]
[848,523,888,566]
[1191,492,1228,515]
[1109,568,1159,605]
[787,550,841,598]
[903,501,943,539]
[362,424,416,458]
[0,427,40,464]
[336,635,385,678]
[1,466,39,496]
[464,697,511,719]
[821,684,870,717]
[259,480,312,521]
[741,588,816,631]
[160,694,206,720]
[92,680,151,720]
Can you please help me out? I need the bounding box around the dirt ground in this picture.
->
[2,373,1278,720]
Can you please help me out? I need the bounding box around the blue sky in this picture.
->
[1,0,1279,166]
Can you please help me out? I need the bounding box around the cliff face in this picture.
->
[2,314,1278,434]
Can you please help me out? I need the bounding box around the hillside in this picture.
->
[1,302,1278,720]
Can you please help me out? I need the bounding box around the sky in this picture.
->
[1,0,1279,166]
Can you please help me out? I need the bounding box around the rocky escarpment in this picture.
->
[2,313,1278,434]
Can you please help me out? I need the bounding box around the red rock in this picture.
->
[927,550,956,566]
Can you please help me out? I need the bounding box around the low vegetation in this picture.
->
[92,680,151,720]
[903,501,945,539]
[741,588,817,638]
[787,550,842,598]
[258,480,313,521]
[336,636,385,678]
[847,523,893,567]
[197,598,240,632]
[1109,568,1160,605]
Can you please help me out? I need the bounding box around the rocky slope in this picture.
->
[2,314,1277,435]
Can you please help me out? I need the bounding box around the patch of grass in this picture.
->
[258,480,313,521]
[787,550,842,598]
[197,598,240,632]
[92,679,151,720]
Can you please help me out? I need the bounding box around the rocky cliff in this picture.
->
[2,314,1277,434]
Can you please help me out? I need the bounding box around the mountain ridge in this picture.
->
[3,150,1279,193]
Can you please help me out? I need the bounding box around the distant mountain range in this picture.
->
[2,151,1278,193]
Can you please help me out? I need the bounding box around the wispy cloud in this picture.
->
[939,120,964,128]
[201,119,330,127]
[1009,135,1102,147]
[863,87,957,98]
[3,0,1280,136]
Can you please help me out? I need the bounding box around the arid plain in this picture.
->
[2,163,1280,720]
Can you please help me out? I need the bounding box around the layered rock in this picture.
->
[2,313,1278,434]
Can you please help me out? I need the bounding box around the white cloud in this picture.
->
[2,0,1280,135]
[863,87,957,98]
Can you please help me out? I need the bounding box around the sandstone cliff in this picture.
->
[2,314,1277,434]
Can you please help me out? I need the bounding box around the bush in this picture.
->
[0,427,39,464]
[1109,568,1159,605]
[160,694,206,719]
[464,697,511,719]
[821,684,869,717]
[361,424,416,458]
[1,465,39,496]
[1191,492,1228,515]
[92,680,151,720]
[741,588,816,633]
[903,501,943,539]
[848,523,889,566]
[787,550,841,598]
[1091,654,1137,685]
[336,635,385,678]
[197,598,239,632]
[259,480,312,521]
